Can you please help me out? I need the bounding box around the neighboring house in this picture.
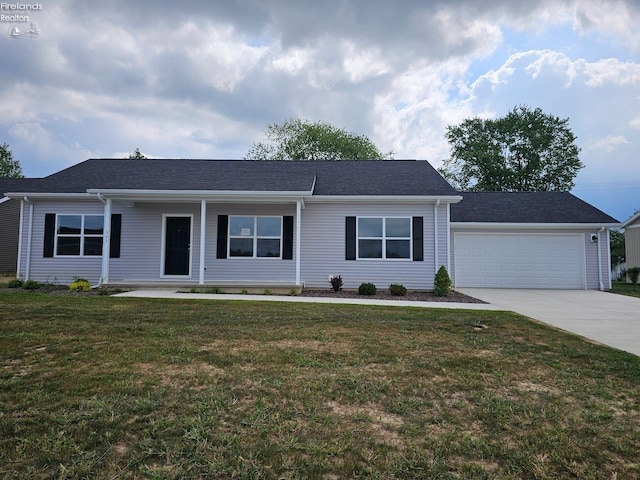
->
[0,178,32,274]
[4,159,619,290]
[621,211,640,276]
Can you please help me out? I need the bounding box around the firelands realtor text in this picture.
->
[1,3,42,22]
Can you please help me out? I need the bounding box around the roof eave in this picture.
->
[451,222,621,229]
[308,195,463,203]
[621,211,640,228]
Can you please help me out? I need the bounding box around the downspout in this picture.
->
[434,199,440,275]
[597,226,605,291]
[23,197,33,281]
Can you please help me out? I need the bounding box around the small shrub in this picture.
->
[206,287,221,294]
[69,279,91,292]
[7,279,23,288]
[329,275,343,292]
[241,289,249,295]
[23,280,41,290]
[358,282,377,296]
[628,267,640,288]
[433,266,452,296]
[389,283,407,296]
[289,288,299,296]
[263,289,272,295]
[98,287,110,296]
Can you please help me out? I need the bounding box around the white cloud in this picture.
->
[588,135,630,152]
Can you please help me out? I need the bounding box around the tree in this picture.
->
[245,118,393,160]
[0,143,24,178]
[128,148,146,159]
[439,106,583,191]
[610,229,625,268]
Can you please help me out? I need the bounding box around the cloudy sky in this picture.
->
[1,0,638,221]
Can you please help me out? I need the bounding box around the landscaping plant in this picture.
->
[433,265,452,296]
[329,275,343,292]
[358,282,377,295]
[628,266,640,288]
[389,283,407,296]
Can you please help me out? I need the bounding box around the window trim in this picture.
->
[356,216,412,261]
[228,215,283,259]
[54,214,105,258]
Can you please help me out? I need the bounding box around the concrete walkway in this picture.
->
[114,289,503,311]
[457,288,640,356]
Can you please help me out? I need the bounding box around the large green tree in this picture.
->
[0,143,24,178]
[439,106,583,191]
[245,118,393,160]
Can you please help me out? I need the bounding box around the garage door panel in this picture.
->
[454,234,584,289]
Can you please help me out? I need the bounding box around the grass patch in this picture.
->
[1,292,639,478]
[611,281,640,298]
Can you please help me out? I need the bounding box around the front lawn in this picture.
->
[1,292,639,479]
[610,281,640,298]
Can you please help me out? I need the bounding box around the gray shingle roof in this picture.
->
[450,191,619,224]
[6,159,459,196]
[0,177,44,198]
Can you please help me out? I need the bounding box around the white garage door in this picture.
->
[454,233,585,289]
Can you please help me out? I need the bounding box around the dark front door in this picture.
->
[165,217,191,276]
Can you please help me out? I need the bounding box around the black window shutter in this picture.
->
[217,215,228,259]
[412,216,424,262]
[43,213,55,257]
[282,216,294,260]
[109,214,122,258]
[345,216,356,260]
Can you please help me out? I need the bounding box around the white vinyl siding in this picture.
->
[301,202,434,289]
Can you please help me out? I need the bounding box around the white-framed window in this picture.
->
[357,217,411,260]
[55,214,104,256]
[229,216,282,258]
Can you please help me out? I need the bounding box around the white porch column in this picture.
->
[199,200,207,285]
[16,199,24,279]
[296,200,302,286]
[101,198,112,284]
[433,199,440,274]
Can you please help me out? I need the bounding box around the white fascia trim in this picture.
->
[451,222,621,229]
[621,211,640,228]
[87,188,313,197]
[308,195,463,204]
[0,196,11,204]
[624,224,640,229]
[5,192,96,200]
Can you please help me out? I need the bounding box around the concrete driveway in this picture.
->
[457,289,640,357]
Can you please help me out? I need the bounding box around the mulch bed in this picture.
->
[299,289,486,303]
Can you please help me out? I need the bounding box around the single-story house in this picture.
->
[621,211,640,274]
[3,159,619,290]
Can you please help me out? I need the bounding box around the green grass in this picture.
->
[1,291,639,479]
[611,281,640,298]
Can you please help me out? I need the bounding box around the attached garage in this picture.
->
[454,233,585,289]
[449,192,619,290]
